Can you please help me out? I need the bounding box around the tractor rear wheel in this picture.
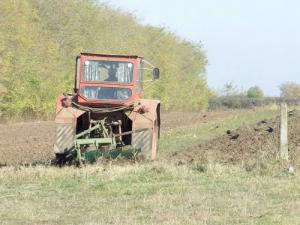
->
[54,153,75,166]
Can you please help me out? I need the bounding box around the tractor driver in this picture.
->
[98,67,118,99]
[105,67,118,82]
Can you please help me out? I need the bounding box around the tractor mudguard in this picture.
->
[54,95,85,154]
[128,99,160,159]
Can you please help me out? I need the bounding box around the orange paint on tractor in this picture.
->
[54,53,160,163]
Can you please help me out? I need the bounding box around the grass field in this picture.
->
[1,107,300,225]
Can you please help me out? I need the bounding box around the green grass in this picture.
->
[1,163,299,225]
[160,107,278,156]
[2,107,300,225]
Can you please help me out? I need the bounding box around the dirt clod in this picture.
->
[172,110,300,168]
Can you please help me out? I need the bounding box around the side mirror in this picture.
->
[152,68,160,80]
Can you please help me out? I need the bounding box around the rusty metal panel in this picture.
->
[54,124,75,154]
[132,129,152,156]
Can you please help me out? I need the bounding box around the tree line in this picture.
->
[209,81,300,110]
[0,0,208,119]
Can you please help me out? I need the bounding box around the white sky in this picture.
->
[105,0,300,96]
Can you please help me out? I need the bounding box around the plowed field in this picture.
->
[171,110,300,167]
[0,109,279,166]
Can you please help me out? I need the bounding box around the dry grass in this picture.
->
[1,162,300,225]
[1,106,300,225]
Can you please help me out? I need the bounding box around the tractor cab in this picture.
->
[75,53,159,107]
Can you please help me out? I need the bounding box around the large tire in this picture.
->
[53,153,75,166]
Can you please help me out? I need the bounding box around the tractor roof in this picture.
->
[80,52,143,59]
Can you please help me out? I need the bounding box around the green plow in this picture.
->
[74,119,140,165]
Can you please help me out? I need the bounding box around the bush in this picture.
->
[247,86,264,98]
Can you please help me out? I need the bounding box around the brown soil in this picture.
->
[0,109,274,166]
[172,110,300,167]
[161,109,250,132]
[0,121,54,166]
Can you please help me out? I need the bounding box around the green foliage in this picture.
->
[0,0,208,118]
[247,86,264,98]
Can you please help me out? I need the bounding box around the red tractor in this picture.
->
[54,53,160,164]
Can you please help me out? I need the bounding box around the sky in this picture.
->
[105,0,300,96]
